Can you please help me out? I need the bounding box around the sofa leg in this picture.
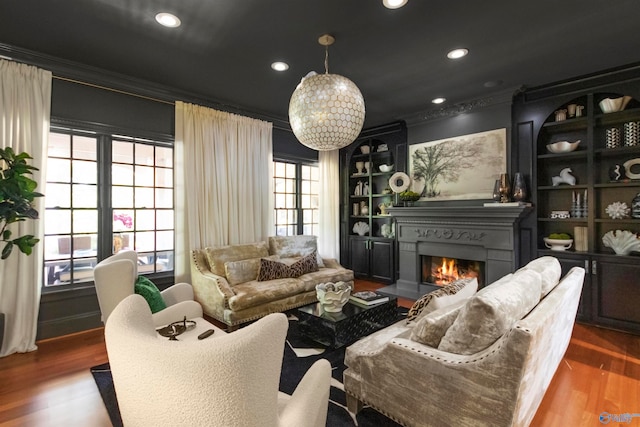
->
[346,393,363,415]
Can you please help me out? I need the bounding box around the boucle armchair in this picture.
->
[94,250,202,326]
[105,294,331,427]
[344,257,585,427]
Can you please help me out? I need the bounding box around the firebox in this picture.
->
[421,256,485,288]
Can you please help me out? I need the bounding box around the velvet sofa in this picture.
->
[343,256,585,427]
[190,235,354,330]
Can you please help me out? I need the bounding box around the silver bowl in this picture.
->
[599,96,632,113]
[379,164,394,172]
[546,140,580,153]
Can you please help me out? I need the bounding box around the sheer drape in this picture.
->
[0,60,51,357]
[318,149,340,260]
[174,102,273,282]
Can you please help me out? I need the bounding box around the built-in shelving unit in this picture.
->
[339,121,407,284]
[527,87,640,334]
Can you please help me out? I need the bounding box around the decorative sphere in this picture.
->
[289,73,365,151]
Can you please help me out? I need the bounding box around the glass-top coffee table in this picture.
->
[296,298,398,348]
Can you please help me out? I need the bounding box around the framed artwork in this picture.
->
[409,128,507,201]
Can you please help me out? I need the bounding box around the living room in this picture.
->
[1,1,640,426]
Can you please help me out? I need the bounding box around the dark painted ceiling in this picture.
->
[1,0,639,128]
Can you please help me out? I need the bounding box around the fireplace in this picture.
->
[422,256,484,287]
[379,205,531,299]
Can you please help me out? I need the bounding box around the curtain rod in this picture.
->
[53,75,176,106]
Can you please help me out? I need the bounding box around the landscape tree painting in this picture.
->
[409,128,506,200]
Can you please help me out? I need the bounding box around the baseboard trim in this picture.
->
[37,311,102,340]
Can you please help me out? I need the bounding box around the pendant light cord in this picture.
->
[324,45,330,74]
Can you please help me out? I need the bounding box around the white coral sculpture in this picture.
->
[352,221,370,236]
[605,202,630,219]
[602,229,640,255]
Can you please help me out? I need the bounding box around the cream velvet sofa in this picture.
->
[344,257,585,427]
[190,236,354,330]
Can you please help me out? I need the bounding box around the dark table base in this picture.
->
[296,298,398,348]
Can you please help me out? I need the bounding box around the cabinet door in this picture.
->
[370,239,394,283]
[593,258,640,333]
[349,237,370,278]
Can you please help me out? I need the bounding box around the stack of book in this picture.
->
[574,226,588,252]
[349,291,389,306]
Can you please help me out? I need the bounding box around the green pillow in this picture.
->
[134,275,167,313]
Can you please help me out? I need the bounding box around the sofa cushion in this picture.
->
[410,299,468,347]
[518,256,562,297]
[438,269,542,355]
[405,277,478,323]
[257,252,318,281]
[205,241,269,277]
[224,255,280,286]
[268,235,324,267]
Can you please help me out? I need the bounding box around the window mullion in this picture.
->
[97,135,112,261]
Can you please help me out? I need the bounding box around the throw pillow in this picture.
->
[437,269,542,355]
[405,277,478,324]
[517,256,561,297]
[410,299,468,347]
[268,235,325,267]
[205,241,269,277]
[134,275,167,313]
[257,252,318,281]
[224,255,280,286]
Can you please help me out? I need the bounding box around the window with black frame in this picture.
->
[43,127,175,287]
[273,160,319,236]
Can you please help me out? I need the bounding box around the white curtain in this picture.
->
[0,60,51,357]
[174,101,273,282]
[317,149,340,260]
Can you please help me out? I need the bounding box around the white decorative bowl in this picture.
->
[602,230,640,255]
[379,164,394,172]
[543,238,573,251]
[315,281,351,312]
[546,140,580,153]
[599,96,632,113]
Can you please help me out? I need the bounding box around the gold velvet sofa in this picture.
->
[190,235,354,330]
[344,257,585,427]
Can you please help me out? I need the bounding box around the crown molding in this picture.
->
[402,86,522,127]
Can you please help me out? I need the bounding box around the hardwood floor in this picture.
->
[0,279,638,427]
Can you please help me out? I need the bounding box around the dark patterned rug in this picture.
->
[91,309,406,427]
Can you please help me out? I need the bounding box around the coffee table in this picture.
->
[296,298,398,348]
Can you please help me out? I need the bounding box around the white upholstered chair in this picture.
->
[105,294,332,427]
[93,250,202,326]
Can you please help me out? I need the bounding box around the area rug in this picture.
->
[91,309,407,427]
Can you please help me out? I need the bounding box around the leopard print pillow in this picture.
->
[406,278,475,323]
[257,251,318,281]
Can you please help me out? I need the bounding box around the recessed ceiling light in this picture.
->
[271,61,289,72]
[447,48,469,59]
[432,98,446,104]
[155,12,181,28]
[383,0,408,9]
[484,80,504,88]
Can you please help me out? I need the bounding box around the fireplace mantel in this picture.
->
[379,204,531,300]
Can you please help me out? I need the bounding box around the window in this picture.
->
[43,128,174,287]
[273,160,319,236]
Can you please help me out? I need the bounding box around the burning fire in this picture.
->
[430,257,479,286]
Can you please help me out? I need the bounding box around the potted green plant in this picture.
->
[399,190,420,206]
[0,147,43,259]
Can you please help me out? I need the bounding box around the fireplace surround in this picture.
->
[380,205,531,299]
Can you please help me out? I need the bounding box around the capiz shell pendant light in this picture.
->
[289,34,365,151]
